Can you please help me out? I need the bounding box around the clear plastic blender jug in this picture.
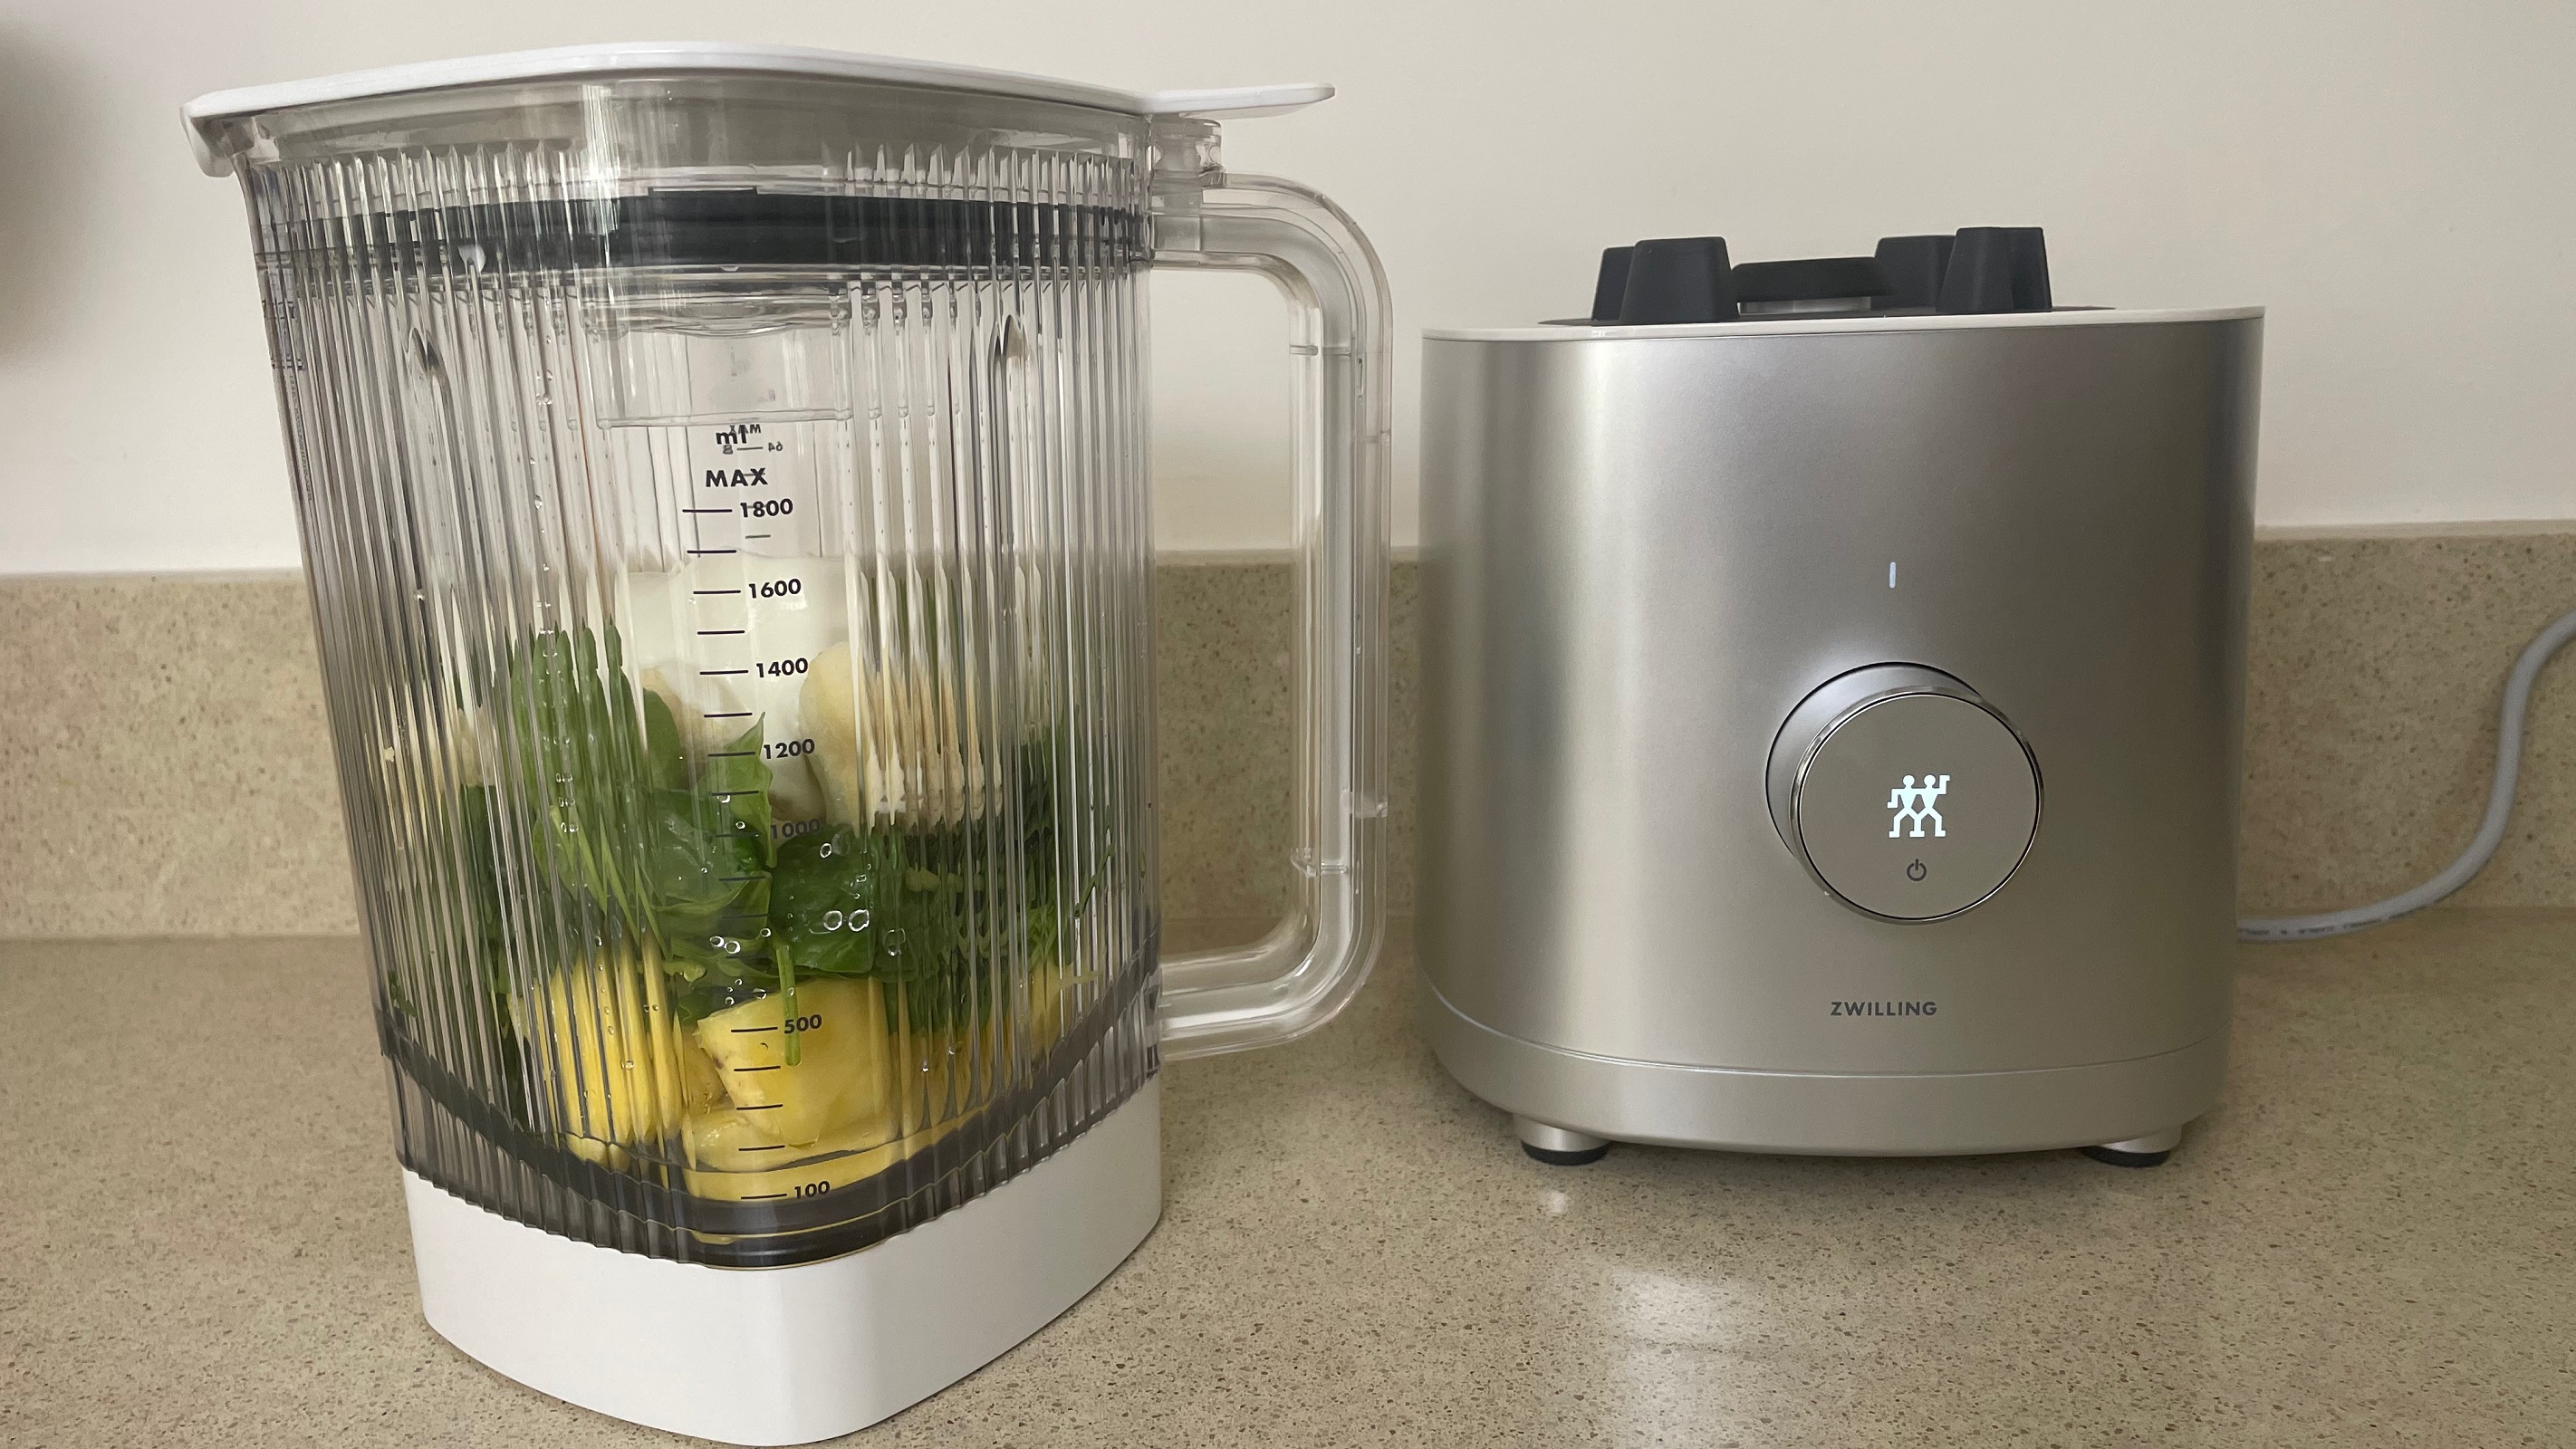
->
[185,43,1388,1443]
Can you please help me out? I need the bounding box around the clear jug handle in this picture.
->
[1147,120,1392,1059]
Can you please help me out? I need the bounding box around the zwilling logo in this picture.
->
[1887,773,1950,838]
[1831,1001,1938,1017]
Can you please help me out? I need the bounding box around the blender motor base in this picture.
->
[1425,981,2223,1157]
[402,1079,1162,1446]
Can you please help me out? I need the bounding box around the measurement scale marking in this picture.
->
[703,711,753,718]
[742,1193,788,1200]
[693,589,743,596]
[683,507,730,514]
[739,1144,789,1152]
[738,1103,783,1111]
[700,668,749,676]
[697,629,745,636]
[686,548,738,556]
[731,1064,781,1073]
[730,1026,780,1033]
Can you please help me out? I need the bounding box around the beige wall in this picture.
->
[5,536,2571,936]
[4,1,2574,573]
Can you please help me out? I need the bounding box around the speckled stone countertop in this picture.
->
[5,913,2571,1446]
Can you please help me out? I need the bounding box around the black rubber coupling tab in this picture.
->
[1619,235,1738,324]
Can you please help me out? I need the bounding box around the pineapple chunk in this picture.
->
[681,1114,959,1204]
[538,945,719,1165]
[694,977,891,1147]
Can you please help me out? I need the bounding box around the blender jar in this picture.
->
[185,43,1388,1440]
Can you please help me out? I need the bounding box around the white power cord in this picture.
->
[2238,603,2576,942]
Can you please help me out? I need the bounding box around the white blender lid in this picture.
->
[184,42,1333,177]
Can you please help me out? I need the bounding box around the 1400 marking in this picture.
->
[756,657,809,678]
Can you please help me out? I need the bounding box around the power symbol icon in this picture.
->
[1906,859,1928,881]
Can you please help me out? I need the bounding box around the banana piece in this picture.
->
[803,645,988,827]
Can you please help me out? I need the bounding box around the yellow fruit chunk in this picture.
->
[679,976,1082,1208]
[684,1022,966,1204]
[681,1115,960,1204]
[695,977,892,1147]
[1029,958,1066,1054]
[537,943,717,1165]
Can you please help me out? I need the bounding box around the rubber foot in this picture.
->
[1523,1140,1610,1166]
[2080,1144,2172,1168]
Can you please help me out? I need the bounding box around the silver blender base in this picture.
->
[1514,1117,1611,1166]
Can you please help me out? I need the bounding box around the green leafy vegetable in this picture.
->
[761,737,1082,1032]
[459,626,1094,1044]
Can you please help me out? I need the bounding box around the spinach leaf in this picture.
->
[466,625,781,1001]
[458,628,1096,1044]
[641,688,689,792]
[486,625,652,933]
[762,737,1087,1032]
[769,825,889,977]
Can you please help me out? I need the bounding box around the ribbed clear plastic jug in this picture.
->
[184,45,1389,1294]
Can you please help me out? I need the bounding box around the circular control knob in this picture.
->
[1766,665,2041,921]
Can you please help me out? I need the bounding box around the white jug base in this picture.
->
[402,1077,1162,1445]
